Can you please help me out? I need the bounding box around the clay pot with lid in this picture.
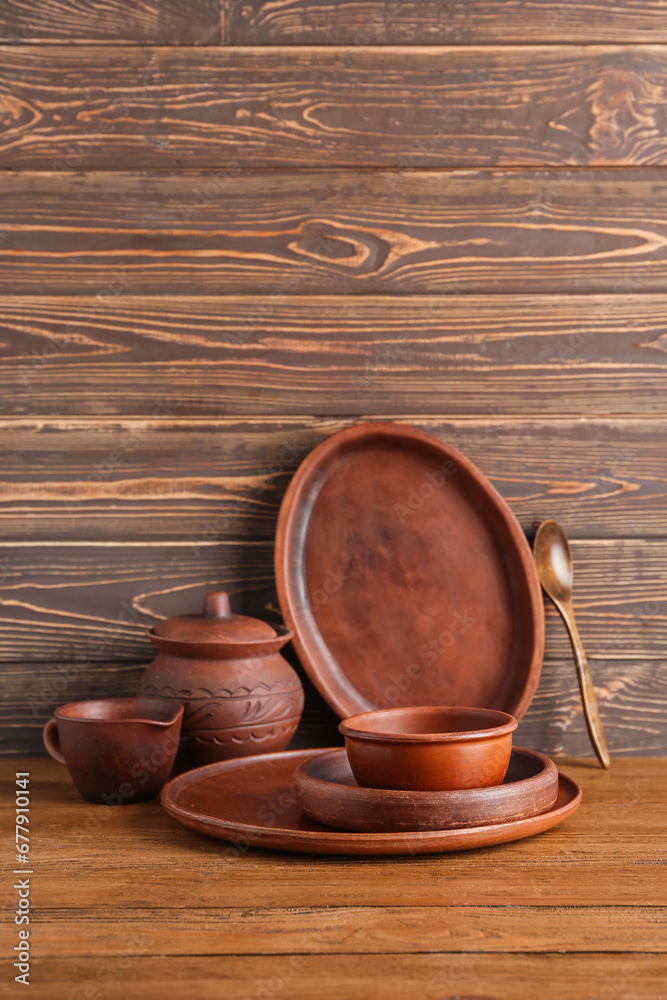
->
[138,591,304,769]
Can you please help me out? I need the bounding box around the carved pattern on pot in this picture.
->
[140,680,299,700]
[183,695,304,729]
[194,721,298,746]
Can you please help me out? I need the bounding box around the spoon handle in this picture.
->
[560,601,611,768]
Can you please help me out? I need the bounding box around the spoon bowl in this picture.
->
[534,520,573,604]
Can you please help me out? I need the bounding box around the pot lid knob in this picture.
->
[203,591,232,618]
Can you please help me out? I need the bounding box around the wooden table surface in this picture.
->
[1,756,666,1000]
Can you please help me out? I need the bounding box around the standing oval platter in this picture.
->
[275,423,544,720]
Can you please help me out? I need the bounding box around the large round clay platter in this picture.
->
[293,746,559,833]
[275,423,544,720]
[161,750,581,856]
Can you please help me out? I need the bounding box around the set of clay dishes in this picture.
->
[42,422,572,852]
[293,706,559,833]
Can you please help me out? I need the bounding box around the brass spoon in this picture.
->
[533,519,610,768]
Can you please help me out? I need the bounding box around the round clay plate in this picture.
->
[293,746,559,832]
[274,423,544,720]
[161,750,581,856]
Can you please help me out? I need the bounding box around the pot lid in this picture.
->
[152,591,278,643]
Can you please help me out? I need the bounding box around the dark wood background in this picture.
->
[1,0,666,758]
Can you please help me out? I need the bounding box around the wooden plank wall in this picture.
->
[1,1,666,757]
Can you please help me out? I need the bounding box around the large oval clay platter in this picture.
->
[161,750,581,856]
[275,423,544,720]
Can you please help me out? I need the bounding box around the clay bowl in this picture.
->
[294,746,558,832]
[339,706,517,791]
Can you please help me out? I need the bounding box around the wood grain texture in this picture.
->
[6,169,667,295]
[4,843,665,905]
[1,757,666,1000]
[518,658,667,757]
[0,539,666,664]
[24,904,667,955]
[4,0,667,47]
[0,758,664,907]
[7,0,667,46]
[5,45,667,168]
[0,0,223,45]
[1,538,666,663]
[1,953,665,1000]
[229,0,667,45]
[1,9,667,998]
[4,656,666,758]
[2,415,667,540]
[3,294,667,417]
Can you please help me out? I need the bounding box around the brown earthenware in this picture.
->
[340,706,517,791]
[161,749,582,856]
[274,422,544,721]
[293,746,559,832]
[139,591,304,769]
[42,697,184,804]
